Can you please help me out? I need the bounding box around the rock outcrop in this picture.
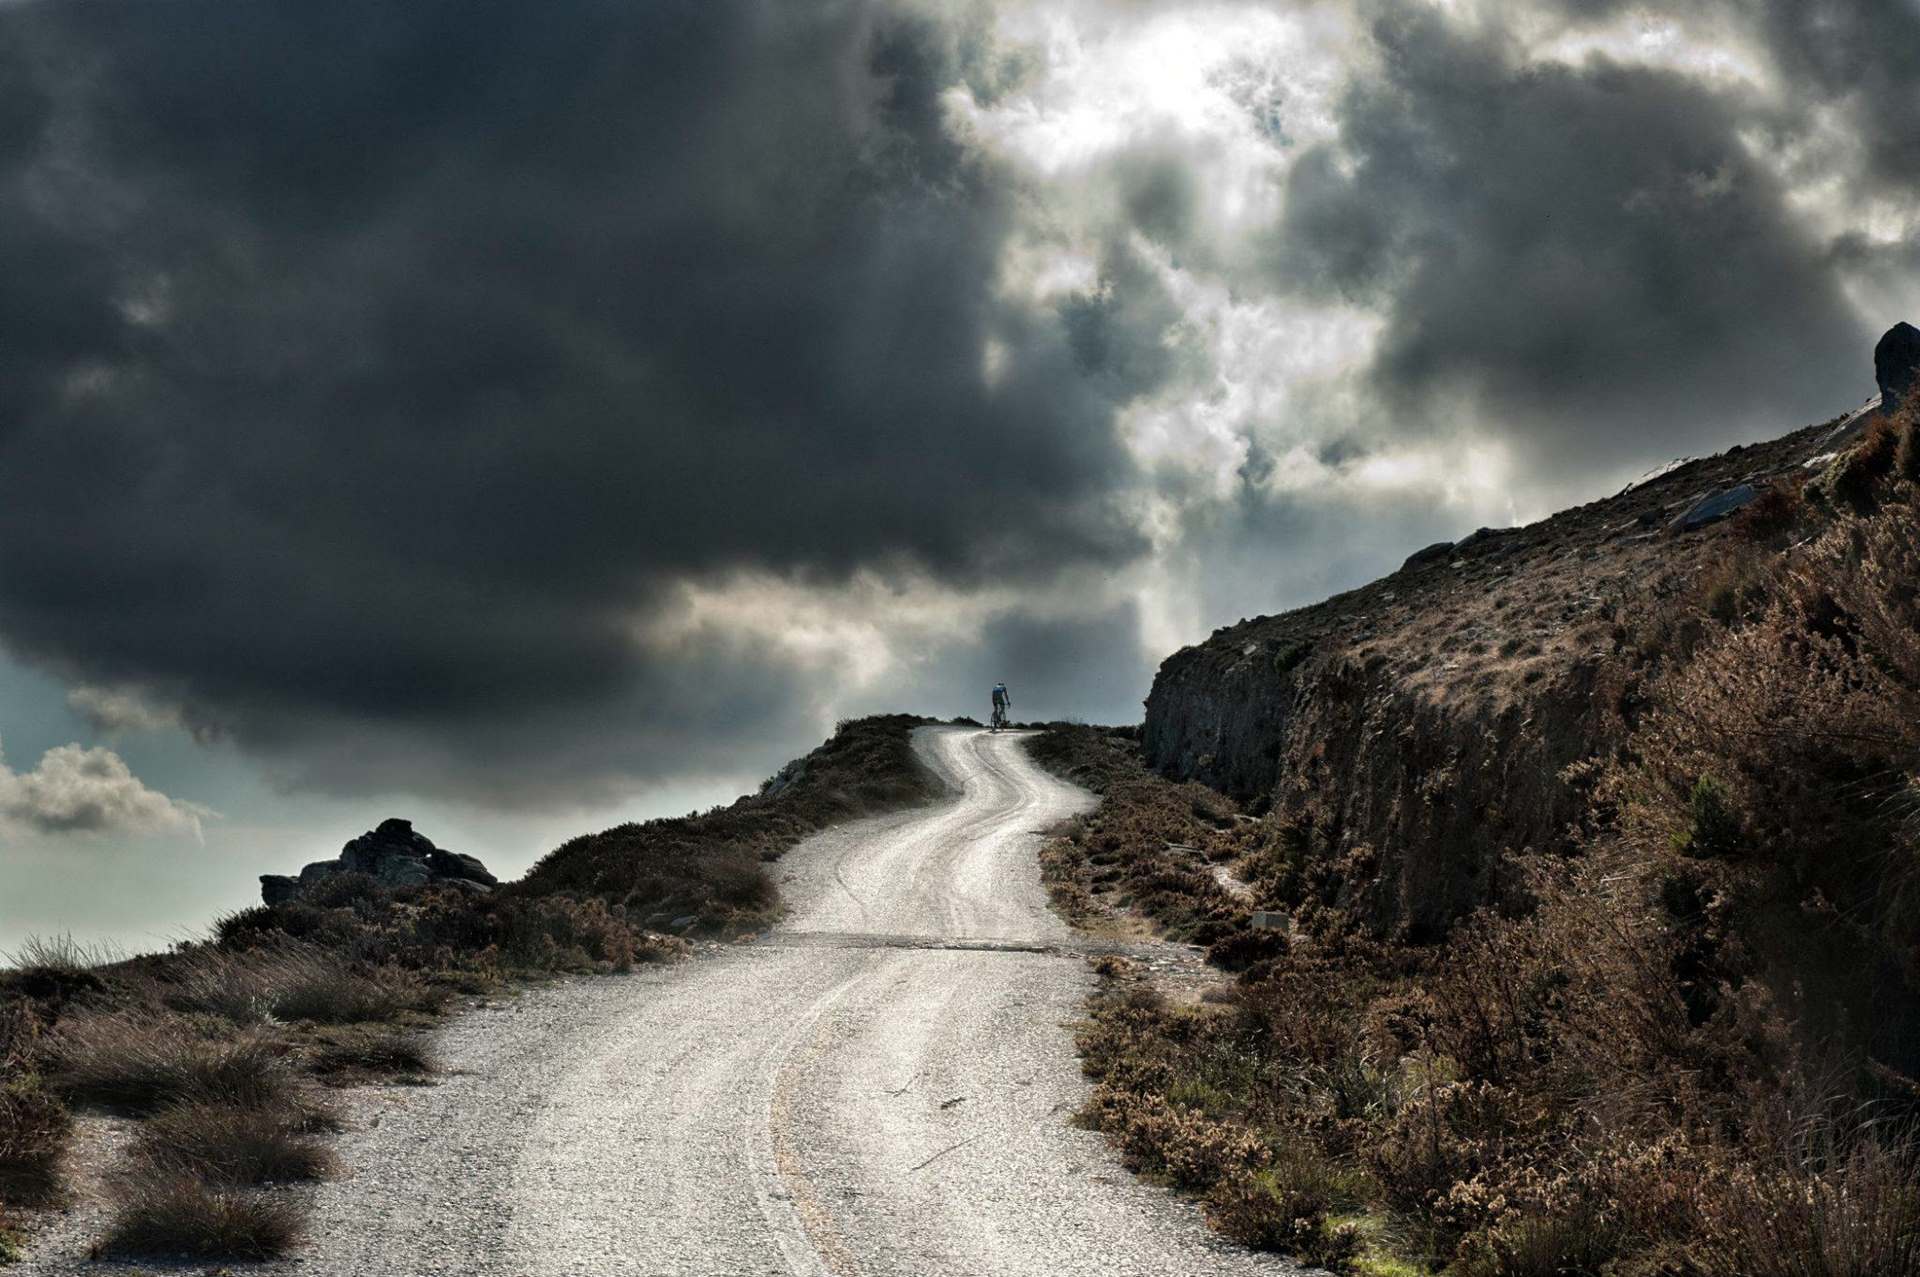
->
[260,817,496,905]
[1876,321,1920,411]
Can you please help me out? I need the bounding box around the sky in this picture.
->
[2,0,1917,950]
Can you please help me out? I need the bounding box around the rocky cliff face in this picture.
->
[1143,389,1894,937]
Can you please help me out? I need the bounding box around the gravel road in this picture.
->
[26,728,1309,1276]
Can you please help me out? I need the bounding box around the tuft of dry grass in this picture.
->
[47,1014,291,1114]
[102,1169,304,1260]
[305,1025,438,1080]
[2,935,123,978]
[1688,1138,1920,1277]
[134,1100,335,1185]
[162,939,432,1026]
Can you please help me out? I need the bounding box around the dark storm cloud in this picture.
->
[1530,0,1920,198]
[1265,0,1874,474]
[0,0,1157,799]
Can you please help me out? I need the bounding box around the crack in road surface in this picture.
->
[24,728,1310,1277]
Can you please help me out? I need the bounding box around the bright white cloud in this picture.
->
[0,735,214,840]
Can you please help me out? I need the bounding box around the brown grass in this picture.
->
[102,1169,303,1260]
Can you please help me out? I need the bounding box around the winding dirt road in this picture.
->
[261,729,1307,1275]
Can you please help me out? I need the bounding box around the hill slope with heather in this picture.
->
[1047,332,1920,1274]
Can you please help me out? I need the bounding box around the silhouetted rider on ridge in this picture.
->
[991,682,1011,731]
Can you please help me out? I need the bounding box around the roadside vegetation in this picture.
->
[520,713,944,932]
[0,714,944,1265]
[1034,408,1920,1275]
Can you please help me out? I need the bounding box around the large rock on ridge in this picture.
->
[259,817,496,905]
[1877,321,1920,411]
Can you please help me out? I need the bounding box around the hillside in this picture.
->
[1145,396,1888,937]
[1051,328,1920,1274]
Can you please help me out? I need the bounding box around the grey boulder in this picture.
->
[260,874,301,907]
[375,857,432,888]
[1670,484,1758,533]
[1400,540,1456,572]
[298,860,345,886]
[427,847,498,887]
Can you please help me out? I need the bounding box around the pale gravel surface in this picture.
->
[21,727,1310,1276]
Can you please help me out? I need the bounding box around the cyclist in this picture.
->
[990,682,1011,730]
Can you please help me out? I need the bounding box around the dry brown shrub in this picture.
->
[1097,1091,1267,1190]
[1734,478,1807,542]
[1833,416,1902,506]
[499,895,640,971]
[1206,1167,1360,1265]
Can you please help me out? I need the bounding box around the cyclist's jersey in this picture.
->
[992,685,1009,707]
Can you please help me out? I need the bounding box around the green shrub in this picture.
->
[1207,1167,1362,1265]
[1671,775,1740,858]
